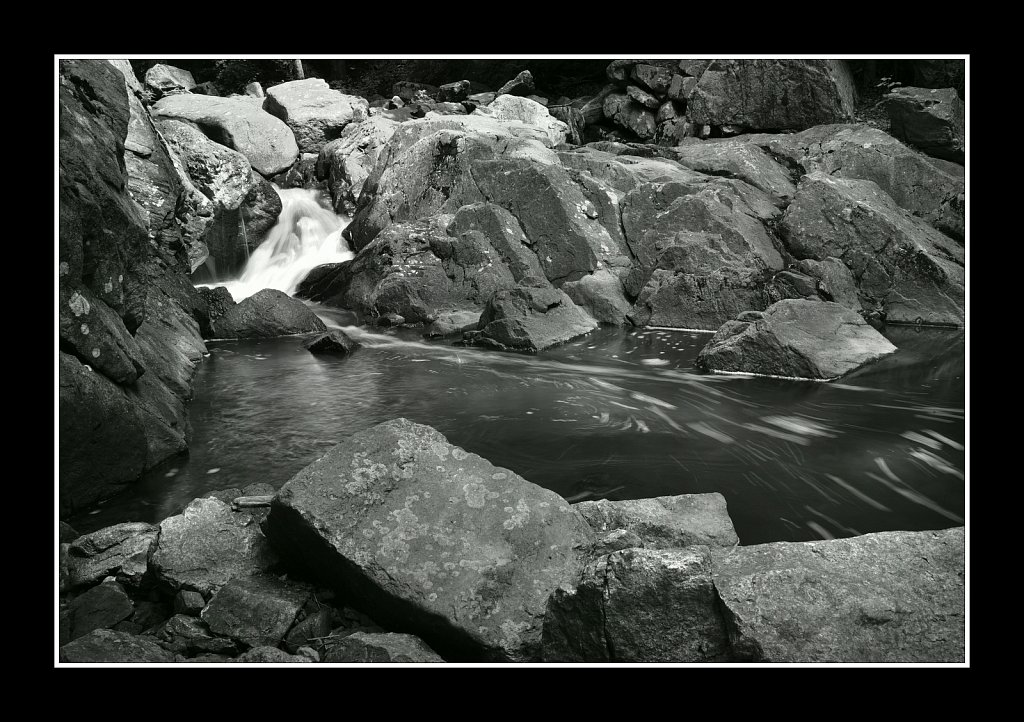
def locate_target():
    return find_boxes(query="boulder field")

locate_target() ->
[59,419,965,664]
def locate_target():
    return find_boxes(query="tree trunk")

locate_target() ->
[293,59,305,80]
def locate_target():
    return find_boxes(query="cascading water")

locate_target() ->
[208,187,353,301]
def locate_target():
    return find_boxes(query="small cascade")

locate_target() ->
[240,213,251,266]
[206,187,353,301]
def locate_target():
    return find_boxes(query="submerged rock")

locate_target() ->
[712,527,965,662]
[475,284,599,352]
[574,493,739,549]
[885,86,965,164]
[152,93,299,176]
[322,632,445,663]
[266,418,595,662]
[66,522,158,589]
[696,299,898,380]
[264,78,369,154]
[212,288,327,339]
[60,628,174,663]
[303,329,361,356]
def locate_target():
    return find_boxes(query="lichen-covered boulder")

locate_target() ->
[322,632,445,663]
[574,493,739,549]
[265,418,596,662]
[696,299,898,380]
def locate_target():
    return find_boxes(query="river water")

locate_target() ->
[67,187,967,545]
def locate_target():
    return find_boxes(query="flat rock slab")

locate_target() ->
[66,522,158,589]
[543,547,729,662]
[151,497,279,596]
[201,575,311,648]
[574,493,739,549]
[323,632,445,663]
[697,299,897,380]
[152,93,299,176]
[60,628,174,663]
[266,418,595,662]
[712,527,966,662]
[213,288,327,339]
[264,78,368,154]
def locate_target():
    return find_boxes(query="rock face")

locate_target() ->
[201,576,310,648]
[574,493,739,549]
[66,522,158,589]
[672,141,797,206]
[316,116,399,214]
[59,60,207,517]
[151,497,279,596]
[885,86,965,164]
[561,269,632,325]
[475,284,599,352]
[266,418,595,662]
[543,547,729,662]
[686,60,856,131]
[323,632,446,663]
[143,64,196,98]
[712,528,966,662]
[60,628,174,663]
[213,289,327,339]
[780,173,965,326]
[472,94,569,146]
[696,299,898,380]
[152,93,299,176]
[264,78,369,154]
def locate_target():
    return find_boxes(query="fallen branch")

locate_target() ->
[231,495,274,510]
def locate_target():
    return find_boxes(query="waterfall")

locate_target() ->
[206,187,353,301]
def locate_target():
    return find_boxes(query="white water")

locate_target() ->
[205,187,353,301]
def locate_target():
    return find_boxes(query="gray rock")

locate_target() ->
[576,85,616,126]
[561,269,632,325]
[574,493,739,549]
[66,522,158,589]
[264,78,369,154]
[303,329,361,355]
[240,171,283,244]
[244,82,264,98]
[671,140,797,206]
[59,284,146,385]
[392,81,440,102]
[283,606,342,653]
[476,284,599,352]
[424,310,482,338]
[280,152,322,189]
[678,59,711,77]
[667,74,698,102]
[323,632,445,663]
[213,288,327,339]
[496,70,535,97]
[885,86,965,164]
[315,116,399,214]
[446,203,545,283]
[795,258,862,311]
[472,94,569,146]
[196,286,236,339]
[467,92,496,106]
[174,590,207,616]
[606,59,679,84]
[151,497,278,596]
[60,628,174,663]
[626,85,660,110]
[603,92,657,139]
[157,118,254,210]
[152,93,299,176]
[687,60,855,131]
[144,63,196,98]
[696,299,898,380]
[712,527,965,662]
[156,614,235,655]
[438,80,471,102]
[201,575,311,648]
[237,646,313,663]
[265,418,596,662]
[67,581,134,640]
[780,172,965,325]
[543,547,728,662]
[60,521,80,544]
[630,64,673,95]
[592,528,644,556]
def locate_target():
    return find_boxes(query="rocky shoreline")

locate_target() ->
[58,58,967,663]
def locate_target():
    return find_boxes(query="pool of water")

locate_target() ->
[69,308,967,546]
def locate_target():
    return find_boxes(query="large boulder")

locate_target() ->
[66,581,135,641]
[542,547,729,662]
[686,60,856,131]
[322,632,446,663]
[60,628,174,663]
[143,63,196,99]
[712,527,965,662]
[303,329,360,356]
[315,116,399,214]
[200,575,310,648]
[780,172,965,325]
[696,299,898,380]
[885,86,965,164]
[265,418,596,662]
[475,284,599,352]
[66,522,158,589]
[151,497,279,596]
[603,92,657,139]
[744,124,965,240]
[574,493,739,549]
[212,288,327,339]
[152,94,299,176]
[472,94,569,146]
[561,269,632,325]
[264,78,369,154]
[157,119,253,211]
[671,140,797,206]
